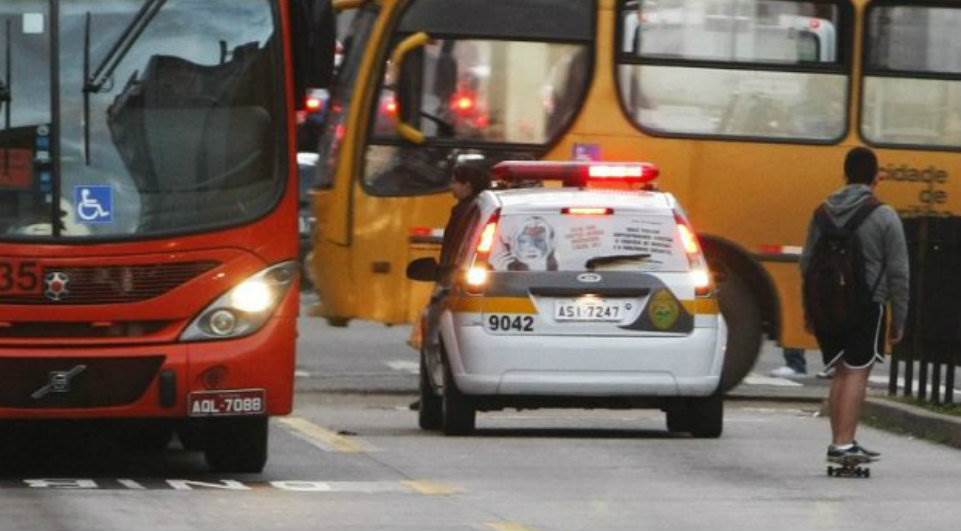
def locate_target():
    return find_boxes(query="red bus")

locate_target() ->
[0,0,333,472]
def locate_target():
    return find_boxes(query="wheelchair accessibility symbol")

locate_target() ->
[74,186,114,224]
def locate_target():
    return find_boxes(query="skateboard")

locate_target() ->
[826,456,871,478]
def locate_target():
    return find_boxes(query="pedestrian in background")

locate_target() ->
[801,146,909,464]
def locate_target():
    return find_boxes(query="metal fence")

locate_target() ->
[889,216,961,405]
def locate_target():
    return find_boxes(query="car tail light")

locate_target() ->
[675,213,713,297]
[465,212,500,293]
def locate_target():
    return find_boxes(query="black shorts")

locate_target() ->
[816,303,887,370]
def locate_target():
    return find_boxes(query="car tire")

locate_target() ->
[717,269,763,392]
[204,417,269,473]
[687,395,724,439]
[441,358,475,436]
[665,401,690,433]
[419,352,443,431]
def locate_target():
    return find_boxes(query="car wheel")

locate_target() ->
[717,269,763,392]
[687,395,724,439]
[419,352,443,431]
[665,401,690,433]
[204,417,269,473]
[441,358,475,436]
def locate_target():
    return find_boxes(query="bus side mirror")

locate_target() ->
[407,257,440,282]
[291,0,336,109]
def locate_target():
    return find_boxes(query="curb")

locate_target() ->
[862,397,961,449]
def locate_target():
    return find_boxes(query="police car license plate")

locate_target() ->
[554,298,627,321]
[188,389,266,417]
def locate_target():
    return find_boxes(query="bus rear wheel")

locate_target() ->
[204,417,268,473]
[717,269,763,392]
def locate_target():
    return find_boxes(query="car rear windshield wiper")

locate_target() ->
[82,0,168,163]
[584,253,651,270]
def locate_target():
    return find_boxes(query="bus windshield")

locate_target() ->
[0,0,284,240]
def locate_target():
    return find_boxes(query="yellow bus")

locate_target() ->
[308,0,961,389]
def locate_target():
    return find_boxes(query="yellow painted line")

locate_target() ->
[277,417,371,453]
[450,297,537,315]
[403,480,462,496]
[486,523,536,531]
[682,298,720,315]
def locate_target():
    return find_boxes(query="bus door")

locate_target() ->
[330,0,596,324]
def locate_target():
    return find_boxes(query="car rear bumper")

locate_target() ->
[446,321,726,397]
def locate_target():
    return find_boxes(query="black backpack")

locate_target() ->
[802,198,884,336]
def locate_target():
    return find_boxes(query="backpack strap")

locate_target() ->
[843,197,883,232]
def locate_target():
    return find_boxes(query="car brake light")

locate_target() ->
[563,207,614,216]
[675,214,713,297]
[477,221,498,254]
[465,212,500,293]
[492,161,659,188]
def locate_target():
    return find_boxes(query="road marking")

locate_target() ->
[386,360,419,374]
[403,480,462,496]
[742,373,803,387]
[1,479,457,493]
[277,417,375,453]
[294,369,311,378]
[486,523,536,531]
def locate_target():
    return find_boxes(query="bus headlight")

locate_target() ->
[181,261,299,341]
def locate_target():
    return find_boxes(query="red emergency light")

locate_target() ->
[491,161,659,188]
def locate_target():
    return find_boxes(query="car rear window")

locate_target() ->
[488,212,689,272]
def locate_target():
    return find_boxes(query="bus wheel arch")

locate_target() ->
[701,235,781,391]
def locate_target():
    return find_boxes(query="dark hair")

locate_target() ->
[452,160,491,195]
[844,147,878,185]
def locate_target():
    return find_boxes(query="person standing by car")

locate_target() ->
[801,147,909,464]
[440,158,491,269]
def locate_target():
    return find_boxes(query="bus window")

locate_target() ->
[364,39,590,197]
[616,0,848,142]
[314,4,379,189]
[862,4,961,149]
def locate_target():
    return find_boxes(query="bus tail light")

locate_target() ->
[181,262,299,342]
[675,214,714,298]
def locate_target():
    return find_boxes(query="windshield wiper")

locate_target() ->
[584,253,651,270]
[82,0,168,164]
[1,18,11,131]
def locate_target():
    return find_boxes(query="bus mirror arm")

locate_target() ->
[390,32,431,144]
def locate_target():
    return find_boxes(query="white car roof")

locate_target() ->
[488,187,677,213]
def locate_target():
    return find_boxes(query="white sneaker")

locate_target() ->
[769,366,806,378]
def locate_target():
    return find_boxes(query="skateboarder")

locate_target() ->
[801,147,910,466]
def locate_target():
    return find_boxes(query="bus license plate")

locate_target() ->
[188,389,266,417]
[554,298,627,322]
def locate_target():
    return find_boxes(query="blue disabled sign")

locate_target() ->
[74,185,114,224]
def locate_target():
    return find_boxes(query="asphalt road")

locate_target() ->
[3,396,961,531]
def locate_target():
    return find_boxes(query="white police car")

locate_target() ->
[407,161,727,437]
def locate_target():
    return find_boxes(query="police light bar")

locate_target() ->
[491,161,659,187]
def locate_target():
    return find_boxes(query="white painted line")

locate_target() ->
[742,373,804,387]
[294,370,311,378]
[277,417,377,453]
[385,360,419,374]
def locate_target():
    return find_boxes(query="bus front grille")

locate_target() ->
[0,261,219,305]
[0,356,165,409]
[0,321,173,339]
